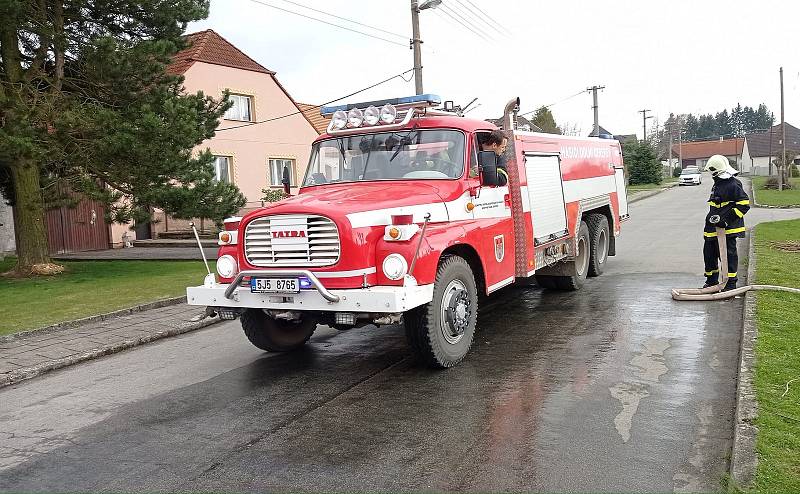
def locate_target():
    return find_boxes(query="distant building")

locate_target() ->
[587,125,637,146]
[670,137,744,170]
[486,115,542,132]
[740,123,800,176]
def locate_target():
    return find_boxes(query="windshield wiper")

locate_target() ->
[390,130,419,162]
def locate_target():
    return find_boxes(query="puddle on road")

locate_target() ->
[609,336,671,443]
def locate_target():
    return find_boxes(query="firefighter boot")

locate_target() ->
[722,279,738,292]
[702,274,719,289]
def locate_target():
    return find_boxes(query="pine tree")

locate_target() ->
[623,141,662,185]
[684,114,700,140]
[0,1,245,276]
[531,106,562,134]
[716,109,732,137]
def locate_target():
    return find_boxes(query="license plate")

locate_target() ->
[250,277,299,293]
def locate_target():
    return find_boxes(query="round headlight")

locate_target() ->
[331,110,347,130]
[363,106,380,126]
[379,104,397,124]
[347,108,364,128]
[216,254,237,279]
[382,253,408,281]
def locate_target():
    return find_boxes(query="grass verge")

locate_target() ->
[751,176,800,207]
[0,257,212,336]
[752,218,800,492]
[628,177,678,193]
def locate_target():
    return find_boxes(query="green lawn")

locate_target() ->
[0,257,212,335]
[628,177,678,193]
[752,176,800,207]
[752,219,800,492]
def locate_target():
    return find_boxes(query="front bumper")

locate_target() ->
[187,280,434,313]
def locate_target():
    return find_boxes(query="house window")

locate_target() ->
[224,94,253,121]
[269,158,295,186]
[213,156,232,183]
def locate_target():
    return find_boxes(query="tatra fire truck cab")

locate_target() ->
[187,94,629,368]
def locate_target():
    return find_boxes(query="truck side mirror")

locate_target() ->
[478,150,499,186]
[282,165,291,194]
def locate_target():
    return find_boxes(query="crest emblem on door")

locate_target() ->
[494,235,505,262]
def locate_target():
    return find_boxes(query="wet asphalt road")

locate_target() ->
[3,179,800,492]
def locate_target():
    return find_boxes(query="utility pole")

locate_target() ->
[678,128,683,170]
[410,1,423,95]
[779,66,786,191]
[667,113,674,176]
[638,109,653,142]
[586,85,605,136]
[409,0,441,95]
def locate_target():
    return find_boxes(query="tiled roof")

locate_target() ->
[744,123,800,157]
[168,29,274,75]
[297,103,330,134]
[671,137,744,160]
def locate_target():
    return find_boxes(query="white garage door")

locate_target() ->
[524,154,568,244]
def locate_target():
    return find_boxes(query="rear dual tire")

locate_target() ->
[536,220,591,291]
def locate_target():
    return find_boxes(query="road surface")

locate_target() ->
[2,179,799,492]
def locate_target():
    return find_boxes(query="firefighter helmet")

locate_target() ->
[706,154,738,178]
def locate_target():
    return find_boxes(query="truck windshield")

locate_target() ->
[302,129,465,186]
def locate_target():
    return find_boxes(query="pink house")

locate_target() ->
[111,30,319,245]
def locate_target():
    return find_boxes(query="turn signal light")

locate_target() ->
[219,231,232,244]
[388,227,401,239]
[466,202,475,212]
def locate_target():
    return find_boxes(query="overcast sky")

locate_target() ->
[188,0,800,139]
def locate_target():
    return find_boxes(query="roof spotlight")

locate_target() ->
[379,104,397,124]
[331,110,347,130]
[363,106,380,126]
[347,108,364,128]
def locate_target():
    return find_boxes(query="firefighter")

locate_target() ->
[702,155,750,290]
[480,130,509,186]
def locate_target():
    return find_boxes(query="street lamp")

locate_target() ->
[411,0,441,95]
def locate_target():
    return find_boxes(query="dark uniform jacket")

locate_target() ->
[704,177,750,239]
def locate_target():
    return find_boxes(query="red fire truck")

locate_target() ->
[187,94,628,368]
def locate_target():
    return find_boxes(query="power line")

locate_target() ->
[246,0,407,47]
[448,0,499,40]
[274,0,407,39]
[459,0,509,36]
[451,0,506,38]
[519,89,585,116]
[216,67,415,132]
[437,3,491,41]
[440,3,495,41]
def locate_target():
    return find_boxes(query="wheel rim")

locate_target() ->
[439,279,471,345]
[597,228,608,264]
[576,235,589,277]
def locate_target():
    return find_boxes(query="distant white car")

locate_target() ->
[679,166,702,185]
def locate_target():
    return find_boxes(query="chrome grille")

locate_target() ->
[244,214,340,267]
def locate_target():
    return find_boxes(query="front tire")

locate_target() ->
[586,214,610,277]
[240,309,316,352]
[404,256,478,368]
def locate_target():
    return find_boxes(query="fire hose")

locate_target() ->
[671,225,800,301]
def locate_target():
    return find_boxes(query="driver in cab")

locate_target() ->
[479,130,509,186]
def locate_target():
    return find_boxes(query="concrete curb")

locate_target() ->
[730,228,759,488]
[0,296,188,344]
[628,182,679,204]
[0,316,221,389]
